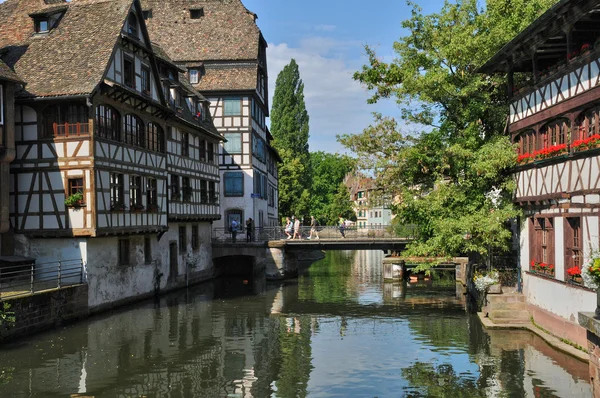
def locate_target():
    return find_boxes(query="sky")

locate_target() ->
[242,0,447,154]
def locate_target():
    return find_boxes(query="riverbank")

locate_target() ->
[478,312,589,363]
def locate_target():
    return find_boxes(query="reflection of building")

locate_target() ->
[478,0,599,347]
[344,173,392,228]
[0,60,22,255]
[143,0,281,229]
[0,0,221,309]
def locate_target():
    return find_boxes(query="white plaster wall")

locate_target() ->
[522,345,591,397]
[215,168,254,230]
[554,217,565,281]
[157,222,213,277]
[523,274,596,321]
[14,236,88,284]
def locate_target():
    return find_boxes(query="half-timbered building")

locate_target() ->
[479,0,600,347]
[0,0,222,310]
[0,60,23,255]
[142,0,281,230]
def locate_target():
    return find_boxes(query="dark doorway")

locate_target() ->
[169,242,178,280]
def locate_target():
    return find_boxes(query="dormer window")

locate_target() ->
[142,9,152,20]
[127,13,138,38]
[189,69,199,84]
[190,8,204,19]
[35,18,49,33]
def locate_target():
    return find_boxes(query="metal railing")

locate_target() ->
[0,259,85,301]
[212,225,418,243]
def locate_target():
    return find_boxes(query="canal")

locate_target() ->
[0,250,592,397]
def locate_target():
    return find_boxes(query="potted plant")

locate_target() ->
[473,269,501,294]
[110,202,127,211]
[130,203,145,212]
[147,203,159,213]
[65,192,84,208]
[567,265,583,284]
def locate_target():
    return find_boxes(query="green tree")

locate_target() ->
[309,151,355,225]
[339,0,557,257]
[270,59,311,218]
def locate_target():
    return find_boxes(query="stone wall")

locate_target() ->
[0,284,88,342]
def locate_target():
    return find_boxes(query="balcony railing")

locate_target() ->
[51,122,90,138]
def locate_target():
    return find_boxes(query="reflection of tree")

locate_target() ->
[299,251,357,303]
[407,316,470,351]
[402,362,484,397]
[274,316,313,398]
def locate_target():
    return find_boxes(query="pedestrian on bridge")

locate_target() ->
[246,218,253,242]
[230,219,239,243]
[293,216,302,240]
[308,216,320,240]
[284,217,292,239]
[338,215,346,238]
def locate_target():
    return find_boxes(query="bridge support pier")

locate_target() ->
[383,258,406,281]
[265,245,298,280]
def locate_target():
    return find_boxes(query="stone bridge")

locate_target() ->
[212,225,416,279]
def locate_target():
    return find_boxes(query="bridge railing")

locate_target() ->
[212,224,417,243]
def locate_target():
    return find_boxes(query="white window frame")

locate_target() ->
[189,69,199,84]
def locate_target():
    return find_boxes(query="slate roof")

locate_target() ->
[0,0,132,98]
[141,0,261,62]
[197,64,258,92]
[0,59,23,83]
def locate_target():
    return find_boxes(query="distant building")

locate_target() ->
[345,173,392,228]
[0,0,222,309]
[143,0,281,229]
[0,60,23,255]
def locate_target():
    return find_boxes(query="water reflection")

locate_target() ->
[0,250,591,397]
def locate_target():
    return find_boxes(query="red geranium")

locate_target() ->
[567,266,582,276]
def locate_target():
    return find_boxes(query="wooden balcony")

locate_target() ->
[510,47,600,126]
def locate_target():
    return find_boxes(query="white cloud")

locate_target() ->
[267,37,398,154]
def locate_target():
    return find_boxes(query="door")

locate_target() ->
[169,242,178,279]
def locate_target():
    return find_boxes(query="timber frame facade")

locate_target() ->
[479,0,600,348]
[0,0,222,309]
[143,0,281,230]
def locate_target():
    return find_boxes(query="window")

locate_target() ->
[191,225,199,251]
[223,98,241,116]
[542,119,569,148]
[96,105,120,141]
[223,133,242,154]
[142,9,152,20]
[182,177,192,202]
[110,173,124,210]
[170,174,180,201]
[179,226,187,253]
[224,172,243,197]
[254,171,267,199]
[200,180,208,203]
[127,13,138,37]
[268,185,275,207]
[181,132,190,157]
[189,69,199,84]
[119,239,130,266]
[190,8,204,19]
[144,236,152,264]
[147,123,164,152]
[129,176,142,209]
[68,178,84,196]
[531,217,554,267]
[123,114,144,147]
[516,130,535,155]
[35,18,49,33]
[43,104,89,137]
[253,134,266,162]
[578,107,600,140]
[199,139,206,161]
[207,142,214,163]
[209,181,217,204]
[141,66,151,94]
[147,178,157,211]
[124,57,135,88]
